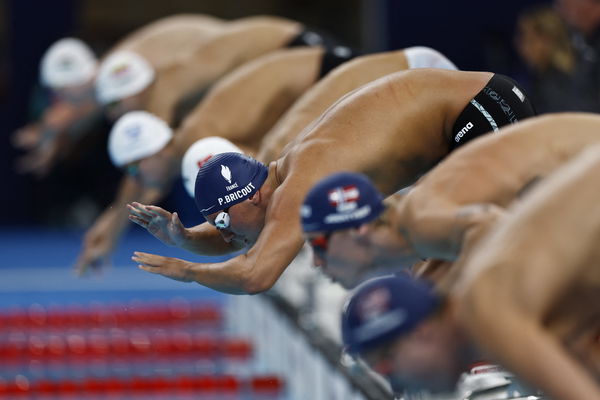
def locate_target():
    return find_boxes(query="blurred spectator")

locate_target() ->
[555,0,600,111]
[515,5,578,113]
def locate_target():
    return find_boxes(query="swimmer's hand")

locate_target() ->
[132,252,193,282]
[12,124,42,150]
[128,202,188,247]
[74,208,124,276]
[14,140,62,178]
[74,223,114,276]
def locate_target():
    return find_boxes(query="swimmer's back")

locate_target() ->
[279,69,493,194]
[111,14,225,68]
[407,112,600,206]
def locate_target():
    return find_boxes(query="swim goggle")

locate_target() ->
[308,232,332,258]
[214,208,231,229]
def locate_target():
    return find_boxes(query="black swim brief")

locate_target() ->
[450,74,536,150]
[286,28,359,78]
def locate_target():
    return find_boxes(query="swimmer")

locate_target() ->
[456,143,600,400]
[342,144,600,397]
[12,14,224,177]
[76,46,455,274]
[302,113,600,287]
[341,273,485,394]
[75,45,356,274]
[127,68,535,294]
[12,38,100,177]
[96,16,351,124]
[300,172,415,288]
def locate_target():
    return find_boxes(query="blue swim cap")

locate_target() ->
[342,274,440,355]
[194,152,268,216]
[301,172,385,233]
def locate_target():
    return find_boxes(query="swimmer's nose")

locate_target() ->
[312,251,326,268]
[218,228,235,243]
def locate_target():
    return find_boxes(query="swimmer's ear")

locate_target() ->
[357,223,371,236]
[249,190,261,206]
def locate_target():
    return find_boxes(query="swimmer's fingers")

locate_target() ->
[12,124,42,150]
[170,212,185,230]
[74,248,110,277]
[128,214,149,228]
[132,251,193,282]
[127,203,154,221]
[142,204,173,220]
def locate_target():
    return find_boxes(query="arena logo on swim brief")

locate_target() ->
[455,122,474,143]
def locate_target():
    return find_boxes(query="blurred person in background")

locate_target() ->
[11,37,101,178]
[95,15,353,125]
[12,14,225,178]
[515,4,578,113]
[555,0,600,111]
[341,274,537,397]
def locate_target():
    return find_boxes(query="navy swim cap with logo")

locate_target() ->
[301,172,385,233]
[342,274,440,355]
[194,152,268,216]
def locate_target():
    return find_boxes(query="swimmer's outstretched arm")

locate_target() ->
[393,195,506,261]
[74,176,166,275]
[128,202,241,256]
[131,174,308,295]
[457,147,600,400]
[13,100,99,177]
[131,226,304,294]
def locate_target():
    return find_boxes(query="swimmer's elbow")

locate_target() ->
[237,264,277,295]
[241,276,275,295]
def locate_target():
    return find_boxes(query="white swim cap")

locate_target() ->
[181,137,243,197]
[40,38,97,89]
[404,46,458,71]
[96,51,155,105]
[108,111,173,167]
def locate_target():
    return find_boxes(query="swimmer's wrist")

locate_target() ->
[179,227,194,249]
[182,261,196,282]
